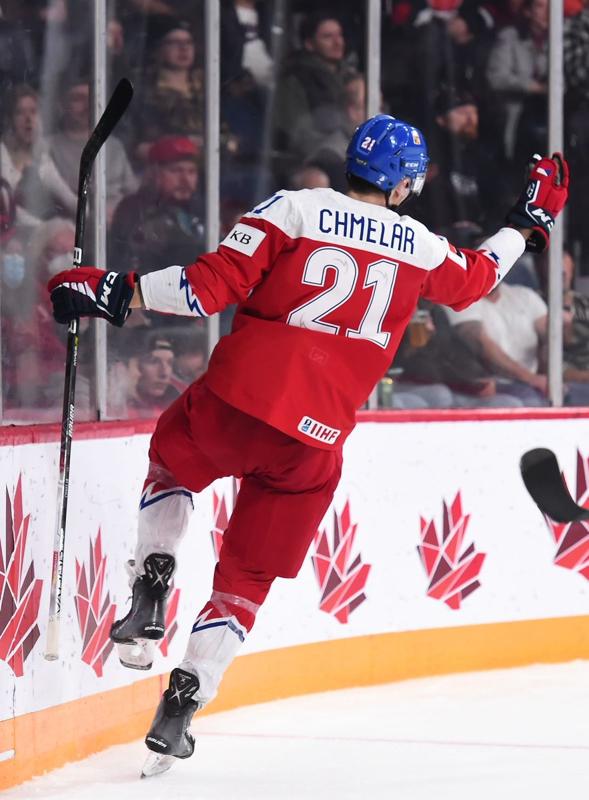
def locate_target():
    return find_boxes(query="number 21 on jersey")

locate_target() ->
[286,246,398,348]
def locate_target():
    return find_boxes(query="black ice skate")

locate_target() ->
[142,668,200,778]
[110,553,175,670]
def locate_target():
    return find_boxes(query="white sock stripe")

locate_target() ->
[191,615,246,643]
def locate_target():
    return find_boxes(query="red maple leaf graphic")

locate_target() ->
[158,587,181,657]
[0,476,43,677]
[75,529,116,677]
[418,492,485,609]
[211,479,239,561]
[545,450,589,580]
[311,500,371,624]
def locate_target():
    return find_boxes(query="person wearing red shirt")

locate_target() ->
[47,114,568,775]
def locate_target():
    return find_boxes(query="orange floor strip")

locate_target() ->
[2,614,588,789]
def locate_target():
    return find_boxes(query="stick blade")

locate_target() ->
[520,447,589,523]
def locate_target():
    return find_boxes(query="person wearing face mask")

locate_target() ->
[2,239,26,290]
[6,217,75,412]
[0,182,28,411]
[0,179,25,293]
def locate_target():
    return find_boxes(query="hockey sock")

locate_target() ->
[179,590,266,704]
[133,461,194,569]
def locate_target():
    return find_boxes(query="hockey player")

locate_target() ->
[47,115,568,774]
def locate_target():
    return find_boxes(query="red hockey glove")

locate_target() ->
[47,267,137,327]
[506,152,569,253]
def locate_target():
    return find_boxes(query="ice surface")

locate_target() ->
[4,661,589,800]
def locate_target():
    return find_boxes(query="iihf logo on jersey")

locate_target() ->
[417,492,485,609]
[311,499,371,624]
[298,416,341,445]
[0,475,43,677]
[544,449,589,580]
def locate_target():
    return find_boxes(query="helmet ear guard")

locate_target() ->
[346,114,429,201]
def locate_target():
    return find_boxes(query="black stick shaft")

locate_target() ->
[45,78,133,661]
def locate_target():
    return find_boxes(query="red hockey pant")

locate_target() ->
[149,380,343,628]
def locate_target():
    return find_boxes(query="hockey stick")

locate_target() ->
[44,78,134,661]
[520,447,589,523]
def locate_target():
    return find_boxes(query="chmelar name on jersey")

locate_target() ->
[318,209,415,254]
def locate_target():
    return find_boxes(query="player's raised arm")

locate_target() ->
[421,152,569,310]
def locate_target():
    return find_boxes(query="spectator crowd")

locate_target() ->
[0,0,587,419]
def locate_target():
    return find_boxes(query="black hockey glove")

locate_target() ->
[48,267,138,327]
[505,152,569,253]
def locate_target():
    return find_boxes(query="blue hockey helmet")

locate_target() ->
[345,114,429,197]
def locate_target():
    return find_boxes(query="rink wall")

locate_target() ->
[2,408,589,788]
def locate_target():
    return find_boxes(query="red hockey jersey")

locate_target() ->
[140,188,525,449]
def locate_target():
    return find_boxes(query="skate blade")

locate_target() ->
[116,639,156,670]
[141,751,176,778]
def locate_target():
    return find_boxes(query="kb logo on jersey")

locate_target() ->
[222,222,266,256]
[298,416,341,444]
[230,229,252,246]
